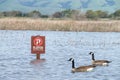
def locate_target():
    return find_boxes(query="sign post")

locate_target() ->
[36,54,40,59]
[31,36,45,59]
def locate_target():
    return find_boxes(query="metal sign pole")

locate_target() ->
[36,54,40,59]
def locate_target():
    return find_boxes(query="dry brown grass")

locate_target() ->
[0,17,120,32]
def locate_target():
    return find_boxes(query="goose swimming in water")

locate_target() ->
[68,58,96,72]
[89,52,111,66]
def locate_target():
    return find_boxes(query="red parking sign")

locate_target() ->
[31,36,45,54]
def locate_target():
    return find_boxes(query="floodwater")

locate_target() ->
[0,30,120,80]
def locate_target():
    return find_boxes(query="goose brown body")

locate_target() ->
[72,65,95,72]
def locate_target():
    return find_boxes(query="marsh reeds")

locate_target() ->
[0,17,120,32]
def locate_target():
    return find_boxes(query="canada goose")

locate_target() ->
[89,52,111,66]
[68,58,96,72]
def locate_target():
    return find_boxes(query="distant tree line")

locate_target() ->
[86,10,120,20]
[53,9,120,20]
[0,9,120,20]
[0,10,48,18]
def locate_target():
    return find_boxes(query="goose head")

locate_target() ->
[68,58,74,61]
[89,52,94,55]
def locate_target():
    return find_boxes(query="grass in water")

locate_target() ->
[0,17,120,32]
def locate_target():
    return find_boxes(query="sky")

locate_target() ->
[0,0,120,14]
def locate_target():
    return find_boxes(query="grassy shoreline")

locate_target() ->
[0,17,120,32]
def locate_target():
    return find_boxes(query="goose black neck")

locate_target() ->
[72,60,75,68]
[92,54,95,60]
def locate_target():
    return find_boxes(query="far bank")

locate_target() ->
[0,17,120,32]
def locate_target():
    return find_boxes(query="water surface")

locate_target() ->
[0,30,120,80]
